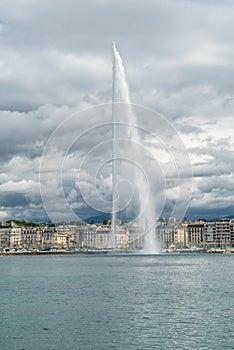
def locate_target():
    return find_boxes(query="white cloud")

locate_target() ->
[0,211,8,220]
[0,179,38,192]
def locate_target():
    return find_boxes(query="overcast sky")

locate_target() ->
[0,0,234,222]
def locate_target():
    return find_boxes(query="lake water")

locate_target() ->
[0,254,234,350]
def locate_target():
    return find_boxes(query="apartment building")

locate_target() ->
[174,224,188,247]
[204,222,216,247]
[156,224,175,248]
[187,221,205,246]
[215,218,231,248]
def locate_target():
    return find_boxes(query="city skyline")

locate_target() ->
[0,0,234,222]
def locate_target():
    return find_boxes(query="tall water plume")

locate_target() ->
[112,42,160,253]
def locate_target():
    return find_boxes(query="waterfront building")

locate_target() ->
[9,226,22,249]
[56,224,80,248]
[42,226,69,249]
[80,224,97,249]
[80,224,129,250]
[187,221,205,246]
[204,222,216,248]
[156,223,175,249]
[0,222,10,248]
[174,224,188,247]
[115,227,129,250]
[215,218,231,248]
[230,219,234,248]
[5,225,70,250]
[126,222,144,250]
[21,227,44,249]
[95,225,113,249]
[1,217,234,252]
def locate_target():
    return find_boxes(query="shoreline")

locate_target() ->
[0,249,233,256]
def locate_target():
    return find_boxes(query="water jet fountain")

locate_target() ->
[111,43,160,254]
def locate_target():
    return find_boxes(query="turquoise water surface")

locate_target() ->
[1,254,234,350]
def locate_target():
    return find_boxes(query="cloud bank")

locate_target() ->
[0,0,234,221]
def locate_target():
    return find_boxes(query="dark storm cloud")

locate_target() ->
[0,192,30,207]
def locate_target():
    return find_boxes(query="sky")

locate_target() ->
[0,0,234,223]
